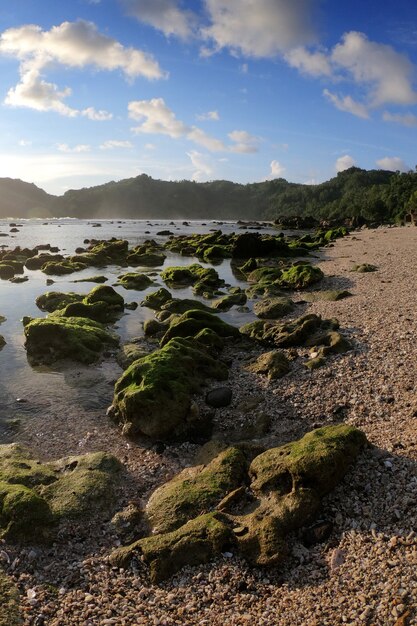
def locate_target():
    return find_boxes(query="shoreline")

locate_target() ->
[1,225,416,625]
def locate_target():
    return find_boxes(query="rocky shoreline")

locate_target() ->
[0,225,416,625]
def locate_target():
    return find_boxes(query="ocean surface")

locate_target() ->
[0,218,279,442]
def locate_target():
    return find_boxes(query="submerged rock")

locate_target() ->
[110,337,228,439]
[110,424,367,582]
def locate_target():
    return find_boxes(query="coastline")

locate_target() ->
[1,225,416,625]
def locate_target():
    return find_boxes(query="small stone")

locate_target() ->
[205,387,232,408]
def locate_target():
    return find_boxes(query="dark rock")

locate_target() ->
[206,387,233,408]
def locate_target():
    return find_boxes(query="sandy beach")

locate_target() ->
[2,225,417,626]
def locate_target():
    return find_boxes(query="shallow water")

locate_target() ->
[0,218,279,444]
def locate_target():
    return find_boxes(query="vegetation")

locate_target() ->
[2,167,417,222]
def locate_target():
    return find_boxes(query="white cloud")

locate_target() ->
[228,129,259,153]
[331,32,417,107]
[187,150,214,181]
[267,160,286,179]
[196,110,219,121]
[202,0,317,58]
[57,143,91,153]
[100,140,133,150]
[187,127,226,151]
[121,0,197,39]
[0,20,166,116]
[285,47,332,77]
[323,89,369,119]
[18,139,32,147]
[376,156,410,172]
[335,154,356,172]
[82,107,113,121]
[382,111,417,127]
[240,63,248,74]
[145,143,156,150]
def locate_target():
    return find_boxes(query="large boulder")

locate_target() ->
[0,444,121,542]
[161,309,240,346]
[24,316,119,364]
[110,337,228,439]
[110,424,367,581]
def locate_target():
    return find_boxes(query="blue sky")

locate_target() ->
[0,0,416,195]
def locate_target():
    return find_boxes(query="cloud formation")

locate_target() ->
[100,140,134,150]
[267,160,286,179]
[376,156,410,172]
[121,0,197,39]
[57,143,91,153]
[187,150,214,181]
[196,110,220,121]
[129,98,258,154]
[323,89,369,119]
[335,154,356,172]
[0,20,166,116]
[382,111,417,127]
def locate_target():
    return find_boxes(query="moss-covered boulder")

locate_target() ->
[127,250,166,267]
[111,512,234,583]
[73,239,129,267]
[73,275,108,283]
[36,291,84,313]
[111,425,366,581]
[0,569,20,626]
[117,272,154,290]
[277,264,324,289]
[160,309,240,346]
[42,260,88,275]
[140,287,172,310]
[253,296,294,319]
[212,290,247,311]
[303,290,352,302]
[0,336,5,350]
[24,316,119,365]
[161,298,212,315]
[161,264,224,297]
[25,253,64,270]
[110,337,228,439]
[0,444,121,542]
[246,350,290,380]
[84,285,124,308]
[116,341,149,369]
[146,447,247,534]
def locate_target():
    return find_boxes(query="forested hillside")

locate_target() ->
[1,167,416,222]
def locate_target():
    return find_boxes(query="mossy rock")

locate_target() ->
[111,337,228,439]
[143,318,167,336]
[161,298,212,315]
[243,314,340,349]
[41,452,122,519]
[0,445,122,542]
[194,328,225,351]
[246,350,290,379]
[0,569,20,626]
[84,285,124,309]
[112,424,367,581]
[161,264,224,296]
[116,341,149,369]
[127,251,166,267]
[36,291,83,313]
[351,263,378,273]
[303,290,352,302]
[110,512,234,583]
[73,275,108,283]
[146,447,248,534]
[0,336,5,350]
[140,287,172,310]
[253,296,294,319]
[24,316,119,365]
[0,264,18,279]
[212,291,247,311]
[277,264,324,289]
[73,239,129,267]
[117,272,154,290]
[25,253,64,270]
[161,309,240,346]
[42,260,87,275]
[56,300,117,324]
[305,330,351,357]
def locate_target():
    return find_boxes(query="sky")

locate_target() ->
[0,1,417,195]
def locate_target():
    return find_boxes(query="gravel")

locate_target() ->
[1,225,417,625]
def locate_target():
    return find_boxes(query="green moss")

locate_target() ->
[247,350,290,379]
[146,447,247,534]
[127,251,166,266]
[0,569,20,626]
[110,512,234,583]
[42,260,87,275]
[277,264,324,289]
[194,328,225,351]
[41,452,122,519]
[73,239,129,267]
[161,309,240,346]
[253,296,294,319]
[0,481,53,541]
[303,290,352,302]
[140,287,172,310]
[161,264,224,296]
[143,318,166,336]
[117,272,154,290]
[36,291,83,313]
[212,291,247,311]
[161,298,212,314]
[0,444,56,487]
[84,285,124,308]
[0,264,17,280]
[111,337,228,439]
[24,316,119,364]
[73,275,108,283]
[0,336,5,350]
